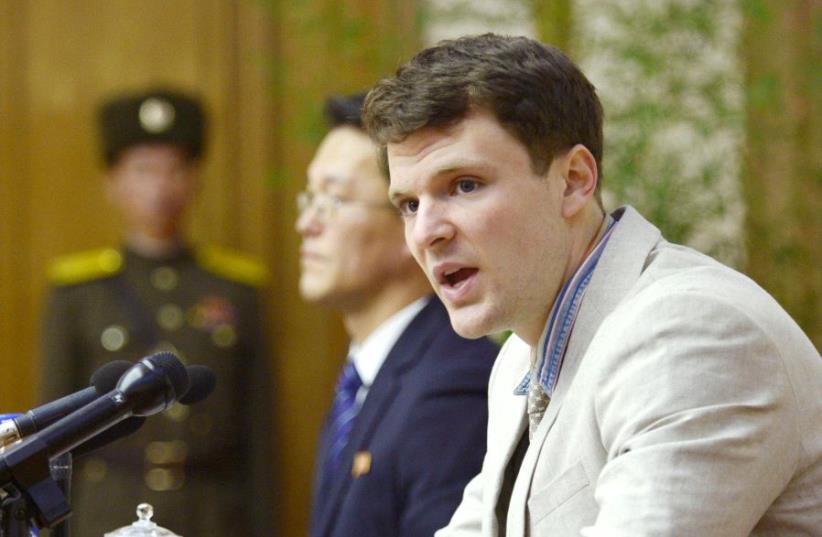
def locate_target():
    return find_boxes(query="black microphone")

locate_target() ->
[0,361,132,450]
[0,352,189,489]
[70,417,146,460]
[71,364,216,459]
[179,364,217,404]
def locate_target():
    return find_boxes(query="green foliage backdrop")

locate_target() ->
[571,0,746,266]
[538,0,818,348]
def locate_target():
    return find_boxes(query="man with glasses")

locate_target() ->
[296,93,498,537]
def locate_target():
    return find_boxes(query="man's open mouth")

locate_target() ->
[443,267,478,287]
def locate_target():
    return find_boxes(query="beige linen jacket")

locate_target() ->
[437,206,822,537]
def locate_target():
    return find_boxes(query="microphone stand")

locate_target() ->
[49,454,72,537]
[0,484,32,537]
[0,436,72,533]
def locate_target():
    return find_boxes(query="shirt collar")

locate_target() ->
[514,213,618,396]
[348,295,430,387]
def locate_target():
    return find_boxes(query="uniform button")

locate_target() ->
[151,266,179,291]
[145,440,188,464]
[211,324,237,348]
[100,325,128,352]
[145,468,185,491]
[157,304,184,331]
[82,457,108,482]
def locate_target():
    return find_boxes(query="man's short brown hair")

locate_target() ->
[363,34,604,186]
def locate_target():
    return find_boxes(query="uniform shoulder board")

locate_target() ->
[47,248,124,286]
[196,244,269,287]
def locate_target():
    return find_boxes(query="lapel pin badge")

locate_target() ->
[351,451,372,478]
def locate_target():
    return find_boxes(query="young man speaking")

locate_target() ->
[363,34,822,537]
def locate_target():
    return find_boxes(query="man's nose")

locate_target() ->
[295,203,322,235]
[148,167,180,187]
[409,199,455,251]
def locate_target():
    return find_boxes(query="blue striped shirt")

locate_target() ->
[515,214,617,396]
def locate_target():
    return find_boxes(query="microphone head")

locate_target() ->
[116,352,190,416]
[180,365,217,405]
[145,351,190,398]
[89,360,133,393]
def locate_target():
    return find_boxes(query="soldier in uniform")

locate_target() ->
[40,88,274,537]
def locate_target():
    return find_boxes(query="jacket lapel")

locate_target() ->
[481,336,530,535]
[506,206,663,535]
[313,297,445,537]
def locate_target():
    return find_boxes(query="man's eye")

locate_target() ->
[456,179,478,194]
[399,199,419,215]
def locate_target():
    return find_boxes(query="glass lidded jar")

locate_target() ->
[103,503,182,537]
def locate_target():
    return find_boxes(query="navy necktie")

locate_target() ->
[323,360,363,485]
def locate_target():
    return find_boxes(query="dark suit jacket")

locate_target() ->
[310,296,499,537]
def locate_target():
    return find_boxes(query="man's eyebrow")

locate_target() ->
[319,175,346,187]
[435,160,490,175]
[307,174,347,191]
[388,161,494,203]
[388,188,407,205]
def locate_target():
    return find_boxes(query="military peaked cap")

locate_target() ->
[98,88,206,165]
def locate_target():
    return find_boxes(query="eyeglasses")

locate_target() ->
[296,190,394,219]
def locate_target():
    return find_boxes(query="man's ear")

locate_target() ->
[560,144,598,219]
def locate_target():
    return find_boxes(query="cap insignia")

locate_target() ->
[139,97,175,133]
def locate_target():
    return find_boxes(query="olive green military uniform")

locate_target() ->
[40,244,273,537]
